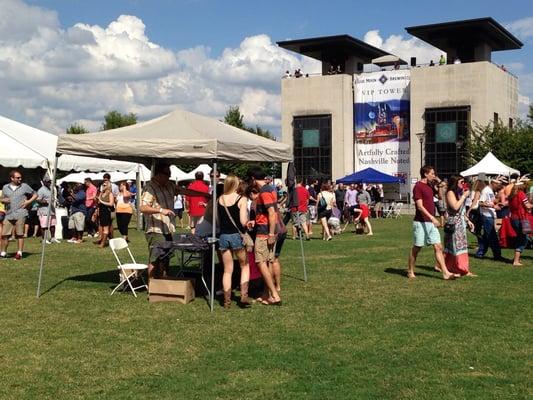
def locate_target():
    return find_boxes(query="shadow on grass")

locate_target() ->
[39,269,118,296]
[281,272,307,282]
[384,266,440,279]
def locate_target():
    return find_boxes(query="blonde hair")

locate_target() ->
[223,175,240,194]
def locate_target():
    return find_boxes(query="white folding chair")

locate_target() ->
[109,238,148,297]
[384,202,396,218]
[391,202,403,218]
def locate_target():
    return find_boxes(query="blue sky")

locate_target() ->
[3,0,532,134]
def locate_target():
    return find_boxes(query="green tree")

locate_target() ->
[467,121,533,175]
[101,110,137,130]
[223,106,246,130]
[221,106,281,178]
[66,123,88,134]
[528,104,533,123]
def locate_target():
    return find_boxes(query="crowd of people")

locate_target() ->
[1,163,530,305]
[408,166,532,280]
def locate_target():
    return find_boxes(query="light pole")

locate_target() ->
[416,132,425,168]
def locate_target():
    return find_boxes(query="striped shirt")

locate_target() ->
[141,180,177,235]
[255,184,278,238]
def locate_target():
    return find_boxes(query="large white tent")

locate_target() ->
[460,151,520,177]
[41,107,293,311]
[0,115,140,172]
[56,108,292,163]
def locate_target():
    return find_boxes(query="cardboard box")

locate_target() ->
[148,277,195,304]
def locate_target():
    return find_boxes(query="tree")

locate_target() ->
[224,106,246,130]
[220,106,281,178]
[528,104,533,123]
[101,110,137,130]
[467,121,533,175]
[66,123,88,134]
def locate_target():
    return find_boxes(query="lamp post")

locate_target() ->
[415,132,425,168]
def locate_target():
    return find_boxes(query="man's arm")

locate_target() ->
[415,199,439,226]
[267,206,277,244]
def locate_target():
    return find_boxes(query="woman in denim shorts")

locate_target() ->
[217,176,251,308]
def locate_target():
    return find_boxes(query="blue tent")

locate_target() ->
[336,167,405,184]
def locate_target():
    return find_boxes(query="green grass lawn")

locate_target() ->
[0,218,531,399]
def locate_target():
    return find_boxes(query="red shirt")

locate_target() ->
[509,190,528,220]
[291,186,309,213]
[413,181,435,223]
[255,184,278,238]
[85,184,97,208]
[186,180,209,217]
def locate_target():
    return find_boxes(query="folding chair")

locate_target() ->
[109,238,148,297]
[384,202,396,218]
[391,202,403,218]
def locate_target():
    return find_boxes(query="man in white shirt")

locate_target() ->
[475,178,502,260]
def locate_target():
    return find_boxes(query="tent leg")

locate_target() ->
[37,155,58,298]
[297,213,307,282]
[136,165,142,231]
[210,160,218,312]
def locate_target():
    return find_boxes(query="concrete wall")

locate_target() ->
[281,74,354,181]
[409,61,518,181]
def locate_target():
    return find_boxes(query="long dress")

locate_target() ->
[444,201,471,275]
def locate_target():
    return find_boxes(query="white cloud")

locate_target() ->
[363,30,443,64]
[0,0,320,136]
[506,16,533,40]
[0,0,530,139]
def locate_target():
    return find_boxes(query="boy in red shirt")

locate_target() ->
[186,171,209,234]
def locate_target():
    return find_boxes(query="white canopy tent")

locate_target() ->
[170,165,187,181]
[40,108,293,311]
[460,151,520,177]
[57,165,152,185]
[0,114,141,173]
[180,164,227,182]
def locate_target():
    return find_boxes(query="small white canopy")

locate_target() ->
[0,114,140,172]
[460,151,520,177]
[57,165,152,185]
[170,165,187,181]
[180,164,227,182]
[57,108,292,163]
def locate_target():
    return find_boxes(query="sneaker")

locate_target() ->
[0,253,7,259]
[44,240,52,244]
[67,238,77,243]
[50,238,61,243]
[14,252,22,260]
[87,233,93,238]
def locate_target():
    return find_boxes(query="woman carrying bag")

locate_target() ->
[316,183,335,241]
[217,175,252,309]
[443,176,476,276]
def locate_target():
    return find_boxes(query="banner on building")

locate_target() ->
[354,70,410,180]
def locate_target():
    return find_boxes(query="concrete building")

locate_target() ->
[278,17,522,194]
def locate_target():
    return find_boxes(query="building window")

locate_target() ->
[293,115,332,180]
[424,106,470,178]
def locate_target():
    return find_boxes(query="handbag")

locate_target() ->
[221,196,254,251]
[443,221,455,234]
[520,216,532,234]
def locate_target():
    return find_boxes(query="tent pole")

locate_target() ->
[210,160,218,312]
[37,154,58,298]
[297,212,308,282]
[136,164,142,231]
